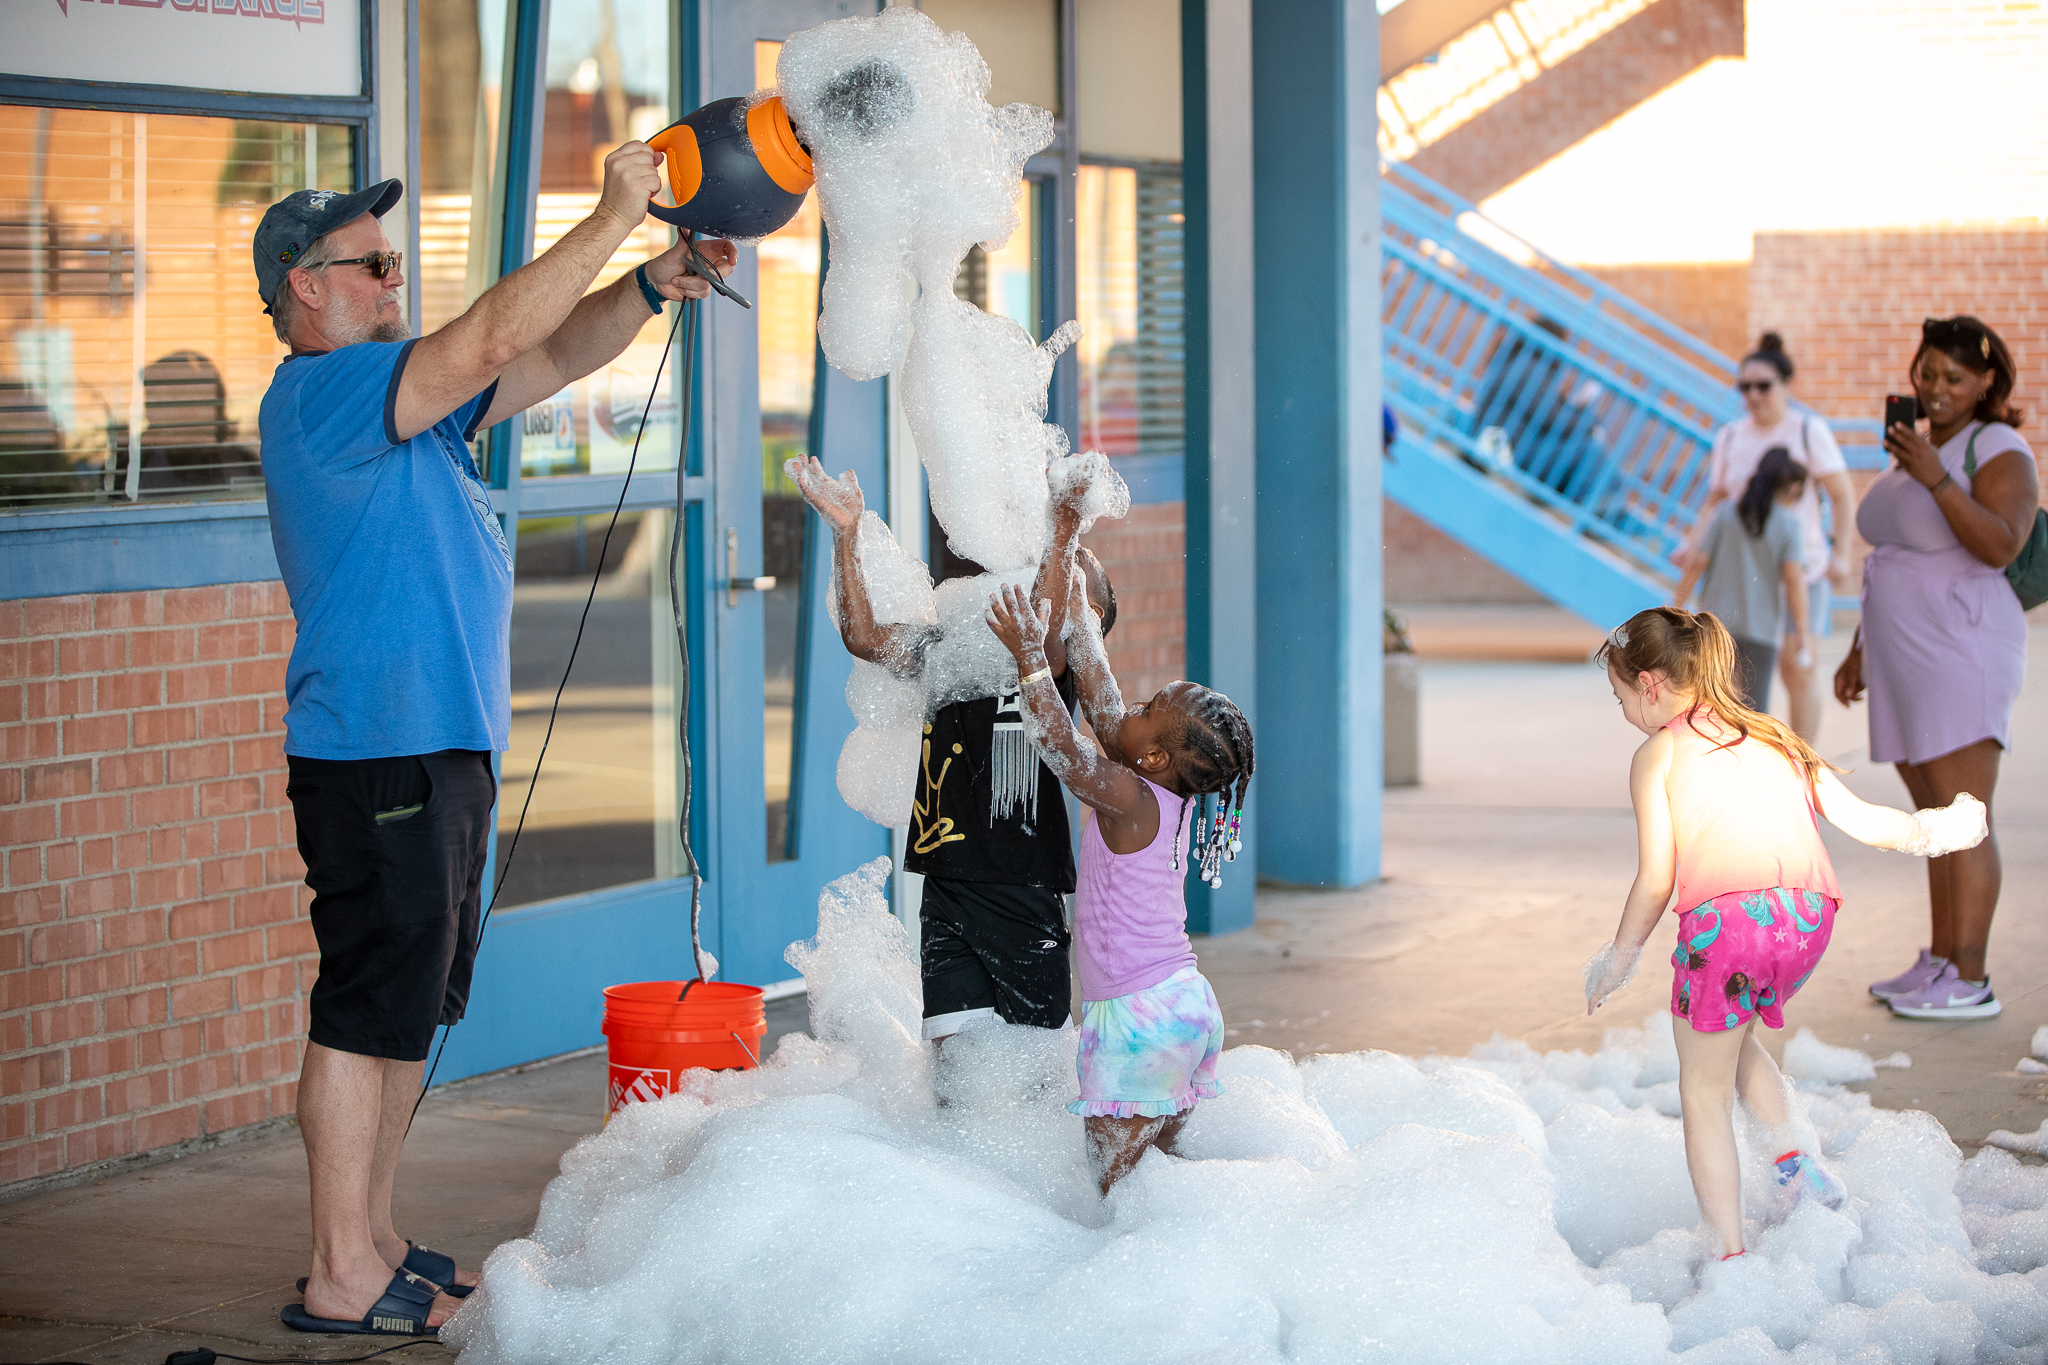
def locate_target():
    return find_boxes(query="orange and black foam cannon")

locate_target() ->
[646,94,814,240]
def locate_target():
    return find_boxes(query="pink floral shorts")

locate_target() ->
[1670,887,1837,1033]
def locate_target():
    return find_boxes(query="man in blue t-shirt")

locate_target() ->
[252,150,733,1338]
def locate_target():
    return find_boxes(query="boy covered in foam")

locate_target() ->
[791,456,1116,1049]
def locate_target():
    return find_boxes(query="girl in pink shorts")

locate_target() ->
[985,580,1252,1195]
[1583,607,1986,1259]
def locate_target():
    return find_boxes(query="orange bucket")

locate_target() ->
[601,980,767,1115]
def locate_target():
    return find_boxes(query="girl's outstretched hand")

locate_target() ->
[985,581,1051,663]
[1897,792,1989,857]
[1583,940,1643,1015]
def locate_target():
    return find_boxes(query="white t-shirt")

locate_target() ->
[1708,411,1847,583]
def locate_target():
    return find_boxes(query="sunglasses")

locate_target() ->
[304,251,404,281]
[1736,379,1776,394]
[1921,316,1992,360]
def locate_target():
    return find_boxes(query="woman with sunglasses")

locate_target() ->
[1679,334,1854,741]
[1837,316,2037,1020]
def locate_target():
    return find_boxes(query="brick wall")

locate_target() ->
[1384,504,1546,605]
[1750,226,2048,427]
[1084,501,1187,704]
[1582,262,1752,362]
[1,582,309,1188]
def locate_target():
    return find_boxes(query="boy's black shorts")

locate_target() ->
[286,750,495,1062]
[918,875,1071,1040]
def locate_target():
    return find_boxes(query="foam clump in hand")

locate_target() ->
[1581,939,1641,1011]
[1048,450,1130,535]
[1782,1026,1877,1084]
[1897,792,1988,857]
[445,903,2048,1365]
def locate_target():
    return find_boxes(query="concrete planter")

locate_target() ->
[1385,652,1419,787]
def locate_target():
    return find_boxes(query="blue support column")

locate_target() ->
[1251,1,1382,887]
[1182,0,1258,934]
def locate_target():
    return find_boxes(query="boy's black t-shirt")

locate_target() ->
[904,670,1078,893]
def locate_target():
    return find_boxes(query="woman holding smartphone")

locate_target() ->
[1684,334,1855,738]
[1837,315,2038,1020]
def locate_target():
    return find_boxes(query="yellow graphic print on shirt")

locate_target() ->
[912,723,967,855]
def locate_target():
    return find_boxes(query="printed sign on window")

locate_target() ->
[10,0,365,99]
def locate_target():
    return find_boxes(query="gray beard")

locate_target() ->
[328,289,412,346]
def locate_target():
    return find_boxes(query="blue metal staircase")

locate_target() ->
[1379,160,1880,628]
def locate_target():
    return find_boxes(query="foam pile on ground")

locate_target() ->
[446,862,2048,1365]
[1784,1027,1879,1084]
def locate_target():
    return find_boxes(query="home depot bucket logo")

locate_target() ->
[607,1064,673,1114]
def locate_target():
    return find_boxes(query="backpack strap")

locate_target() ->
[1963,423,1982,478]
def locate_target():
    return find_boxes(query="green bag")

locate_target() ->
[1962,425,2048,611]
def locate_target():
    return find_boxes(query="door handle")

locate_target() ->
[725,526,777,607]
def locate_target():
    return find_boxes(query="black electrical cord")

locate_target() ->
[407,289,696,1130]
[164,1343,436,1365]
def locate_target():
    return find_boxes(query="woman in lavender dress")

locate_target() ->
[1835,316,2039,1020]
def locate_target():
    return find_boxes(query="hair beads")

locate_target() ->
[1166,685,1255,890]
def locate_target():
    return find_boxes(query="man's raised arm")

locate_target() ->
[393,142,732,442]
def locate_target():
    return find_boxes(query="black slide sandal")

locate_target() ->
[402,1241,475,1298]
[281,1267,439,1335]
[296,1241,474,1299]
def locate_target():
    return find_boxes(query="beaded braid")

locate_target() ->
[1170,688,1255,888]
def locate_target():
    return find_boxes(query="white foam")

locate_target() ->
[779,8,1087,576]
[2033,1025,2048,1061]
[1783,1027,1878,1085]
[779,12,1124,825]
[447,861,2048,1365]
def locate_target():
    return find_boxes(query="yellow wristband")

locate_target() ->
[1019,666,1051,688]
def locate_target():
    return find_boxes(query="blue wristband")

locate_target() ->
[634,263,666,316]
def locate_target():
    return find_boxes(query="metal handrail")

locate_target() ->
[1381,161,1887,597]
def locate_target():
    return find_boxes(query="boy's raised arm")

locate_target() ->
[790,457,932,677]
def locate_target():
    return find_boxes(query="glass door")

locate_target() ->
[702,0,891,989]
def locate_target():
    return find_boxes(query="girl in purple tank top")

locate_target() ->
[985,579,1254,1194]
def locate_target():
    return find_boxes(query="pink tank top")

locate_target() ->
[1073,775,1199,1001]
[1665,709,1840,915]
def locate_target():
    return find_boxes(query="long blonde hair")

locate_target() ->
[1598,607,1838,794]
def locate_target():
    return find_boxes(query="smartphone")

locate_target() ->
[1884,393,1921,431]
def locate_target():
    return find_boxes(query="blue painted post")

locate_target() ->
[1251,0,1382,887]
[1182,0,1258,934]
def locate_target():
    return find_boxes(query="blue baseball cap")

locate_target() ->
[253,179,404,311]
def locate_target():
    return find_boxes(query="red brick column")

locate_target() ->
[1083,502,1188,705]
[1,582,312,1187]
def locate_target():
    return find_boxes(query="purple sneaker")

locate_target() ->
[1888,961,2001,1019]
[1869,948,1943,1001]
[1774,1149,1846,1210]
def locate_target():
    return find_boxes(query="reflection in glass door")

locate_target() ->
[495,509,681,906]
[756,39,821,864]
